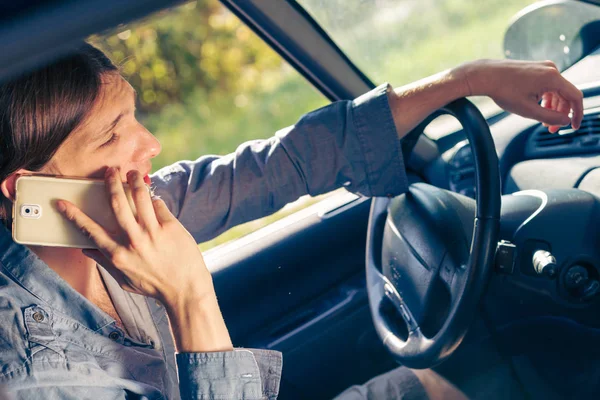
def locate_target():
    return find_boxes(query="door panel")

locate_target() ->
[207,195,398,398]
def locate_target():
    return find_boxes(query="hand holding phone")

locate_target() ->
[56,167,233,353]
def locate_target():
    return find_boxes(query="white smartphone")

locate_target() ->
[13,175,137,249]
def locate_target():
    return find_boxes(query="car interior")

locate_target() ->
[2,0,600,399]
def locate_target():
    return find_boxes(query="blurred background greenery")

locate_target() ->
[90,0,537,251]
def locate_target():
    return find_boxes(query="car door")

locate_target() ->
[206,193,400,399]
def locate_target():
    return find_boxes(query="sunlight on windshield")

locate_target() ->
[297,0,539,138]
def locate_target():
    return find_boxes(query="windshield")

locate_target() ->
[296,0,539,139]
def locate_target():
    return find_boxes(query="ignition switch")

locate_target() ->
[564,265,588,290]
[564,264,600,301]
[532,250,558,279]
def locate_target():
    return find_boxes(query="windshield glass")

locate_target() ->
[296,0,539,139]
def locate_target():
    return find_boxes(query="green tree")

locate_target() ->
[90,0,284,115]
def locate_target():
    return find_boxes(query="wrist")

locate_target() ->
[162,280,220,327]
[165,292,233,353]
[453,59,496,97]
[159,274,215,310]
[387,67,472,138]
[163,289,217,318]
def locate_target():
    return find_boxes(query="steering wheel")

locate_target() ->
[366,98,501,369]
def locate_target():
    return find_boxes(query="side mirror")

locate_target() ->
[504,0,600,71]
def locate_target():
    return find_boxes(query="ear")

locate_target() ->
[1,169,30,202]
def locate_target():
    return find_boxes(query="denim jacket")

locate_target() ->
[0,84,408,399]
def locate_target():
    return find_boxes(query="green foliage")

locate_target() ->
[90,0,285,114]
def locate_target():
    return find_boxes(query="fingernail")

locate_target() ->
[105,167,113,177]
[56,201,66,213]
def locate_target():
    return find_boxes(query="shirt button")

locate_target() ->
[109,331,121,341]
[32,312,45,323]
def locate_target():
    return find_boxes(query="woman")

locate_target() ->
[0,43,581,399]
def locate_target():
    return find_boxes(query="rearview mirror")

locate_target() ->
[504,0,600,71]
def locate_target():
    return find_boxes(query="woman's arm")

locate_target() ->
[151,82,408,243]
[387,59,582,138]
[151,60,582,245]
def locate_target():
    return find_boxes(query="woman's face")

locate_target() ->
[42,73,161,182]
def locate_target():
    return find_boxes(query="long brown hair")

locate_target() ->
[0,43,117,222]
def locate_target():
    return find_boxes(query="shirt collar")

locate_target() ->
[0,224,115,332]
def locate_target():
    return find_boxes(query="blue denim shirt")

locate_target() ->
[0,84,408,399]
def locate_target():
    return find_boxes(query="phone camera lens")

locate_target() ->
[25,208,30,214]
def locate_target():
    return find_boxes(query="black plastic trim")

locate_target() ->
[219,0,375,101]
[0,0,186,84]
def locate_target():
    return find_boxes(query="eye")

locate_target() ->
[100,133,119,148]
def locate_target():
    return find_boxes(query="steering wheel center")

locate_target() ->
[366,98,501,368]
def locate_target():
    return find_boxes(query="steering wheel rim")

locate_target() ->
[366,98,501,369]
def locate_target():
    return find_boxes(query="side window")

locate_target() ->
[90,0,333,251]
[297,0,539,139]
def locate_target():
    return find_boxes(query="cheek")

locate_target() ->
[99,137,141,178]
[59,157,107,179]
[117,136,140,166]
[47,135,141,179]
[39,152,94,177]
[37,161,62,176]
[46,148,128,180]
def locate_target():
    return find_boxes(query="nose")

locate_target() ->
[136,127,162,161]
[146,132,162,159]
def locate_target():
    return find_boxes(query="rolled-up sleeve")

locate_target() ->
[151,83,408,243]
[176,349,282,400]
[350,83,408,196]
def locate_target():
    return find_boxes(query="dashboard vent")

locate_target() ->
[533,110,600,148]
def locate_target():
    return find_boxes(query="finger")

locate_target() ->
[552,77,583,129]
[569,96,584,131]
[551,91,559,111]
[57,200,118,253]
[82,249,137,293]
[105,167,140,237]
[557,95,570,114]
[126,170,159,231]
[151,197,176,225]
[541,93,553,127]
[526,102,571,127]
[541,92,552,109]
[549,96,570,133]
